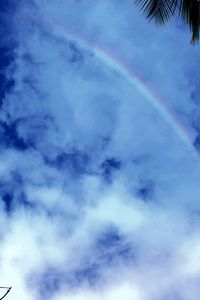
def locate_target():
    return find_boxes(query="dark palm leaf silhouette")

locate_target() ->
[0,287,12,300]
[135,0,200,43]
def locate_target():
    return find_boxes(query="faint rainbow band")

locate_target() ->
[39,18,199,162]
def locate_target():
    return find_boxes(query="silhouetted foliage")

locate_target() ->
[134,0,200,44]
[0,287,12,300]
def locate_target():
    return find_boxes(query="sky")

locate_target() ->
[1,0,200,299]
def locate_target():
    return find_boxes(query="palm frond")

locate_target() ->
[134,0,200,43]
[179,0,200,43]
[135,0,179,24]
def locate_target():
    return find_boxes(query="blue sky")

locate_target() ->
[1,1,200,299]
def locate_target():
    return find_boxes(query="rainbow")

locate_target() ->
[40,18,199,161]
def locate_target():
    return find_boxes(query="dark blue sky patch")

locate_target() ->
[28,265,100,299]
[0,46,15,69]
[0,3,17,45]
[187,209,200,229]
[0,172,37,215]
[132,154,151,165]
[68,41,84,65]
[0,42,16,104]
[94,225,135,265]
[68,264,100,288]
[22,76,40,95]
[2,192,13,215]
[1,191,32,215]
[21,53,45,94]
[0,0,17,105]
[136,180,155,202]
[18,191,36,211]
[159,290,182,300]
[0,75,15,104]
[0,179,14,215]
[13,115,54,150]
[29,263,101,298]
[37,23,85,70]
[46,150,90,176]
[193,134,200,152]
[101,157,121,180]
[96,226,121,248]
[22,53,37,65]
[0,0,17,14]
[29,268,62,299]
[0,121,29,150]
